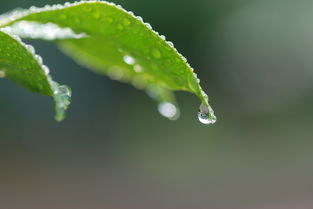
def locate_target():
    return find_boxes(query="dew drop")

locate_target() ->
[26,44,35,54]
[123,55,135,65]
[52,83,72,122]
[167,41,174,47]
[151,48,161,58]
[198,103,216,124]
[42,65,50,74]
[158,102,180,120]
[58,85,72,98]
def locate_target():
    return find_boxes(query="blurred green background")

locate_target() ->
[1,0,313,208]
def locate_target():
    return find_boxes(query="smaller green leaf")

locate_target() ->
[0,29,71,121]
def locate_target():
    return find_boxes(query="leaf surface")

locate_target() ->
[0,29,71,121]
[0,1,216,123]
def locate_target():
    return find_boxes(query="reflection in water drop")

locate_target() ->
[123,55,135,65]
[58,85,72,97]
[158,102,180,120]
[198,103,216,124]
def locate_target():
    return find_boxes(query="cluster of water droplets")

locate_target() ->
[3,21,87,40]
[0,0,216,124]
[0,28,72,121]
[52,82,72,122]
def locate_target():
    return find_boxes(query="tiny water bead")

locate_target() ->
[123,55,135,65]
[158,102,180,120]
[198,103,217,124]
[58,85,72,98]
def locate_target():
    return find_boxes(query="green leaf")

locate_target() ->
[0,29,71,121]
[0,1,216,124]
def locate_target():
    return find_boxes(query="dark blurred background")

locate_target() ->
[1,0,313,208]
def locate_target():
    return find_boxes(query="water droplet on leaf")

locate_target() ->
[52,83,72,122]
[123,55,135,65]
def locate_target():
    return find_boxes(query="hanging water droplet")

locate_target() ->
[158,102,180,120]
[198,103,216,124]
[123,55,135,65]
[52,83,72,122]
[58,85,71,98]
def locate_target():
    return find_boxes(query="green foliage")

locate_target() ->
[0,30,71,121]
[0,1,216,124]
